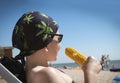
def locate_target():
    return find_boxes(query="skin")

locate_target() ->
[25,31,101,83]
[82,56,101,83]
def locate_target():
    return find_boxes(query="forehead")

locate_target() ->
[56,30,59,34]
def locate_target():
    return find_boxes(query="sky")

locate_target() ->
[0,0,120,63]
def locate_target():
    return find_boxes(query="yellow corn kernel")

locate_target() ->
[65,47,87,66]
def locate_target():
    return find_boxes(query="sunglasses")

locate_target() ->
[48,33,63,43]
[53,34,63,43]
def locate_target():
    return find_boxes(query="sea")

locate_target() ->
[51,60,120,69]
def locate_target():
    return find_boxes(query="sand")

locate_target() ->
[0,70,120,83]
[61,69,120,83]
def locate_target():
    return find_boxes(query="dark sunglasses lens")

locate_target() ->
[58,35,63,43]
[49,33,63,43]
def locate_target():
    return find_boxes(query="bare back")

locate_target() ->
[26,66,73,83]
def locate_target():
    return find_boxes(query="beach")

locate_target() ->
[0,69,120,83]
[62,69,120,83]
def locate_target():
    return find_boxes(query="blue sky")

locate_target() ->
[0,0,120,63]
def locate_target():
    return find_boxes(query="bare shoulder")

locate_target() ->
[27,66,68,83]
[31,66,57,75]
[31,66,57,76]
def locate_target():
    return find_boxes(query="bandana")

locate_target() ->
[12,11,58,59]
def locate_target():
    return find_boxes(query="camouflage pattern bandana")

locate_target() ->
[12,11,58,59]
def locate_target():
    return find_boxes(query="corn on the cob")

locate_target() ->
[65,47,87,66]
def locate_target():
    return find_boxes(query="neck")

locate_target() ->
[25,50,49,71]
